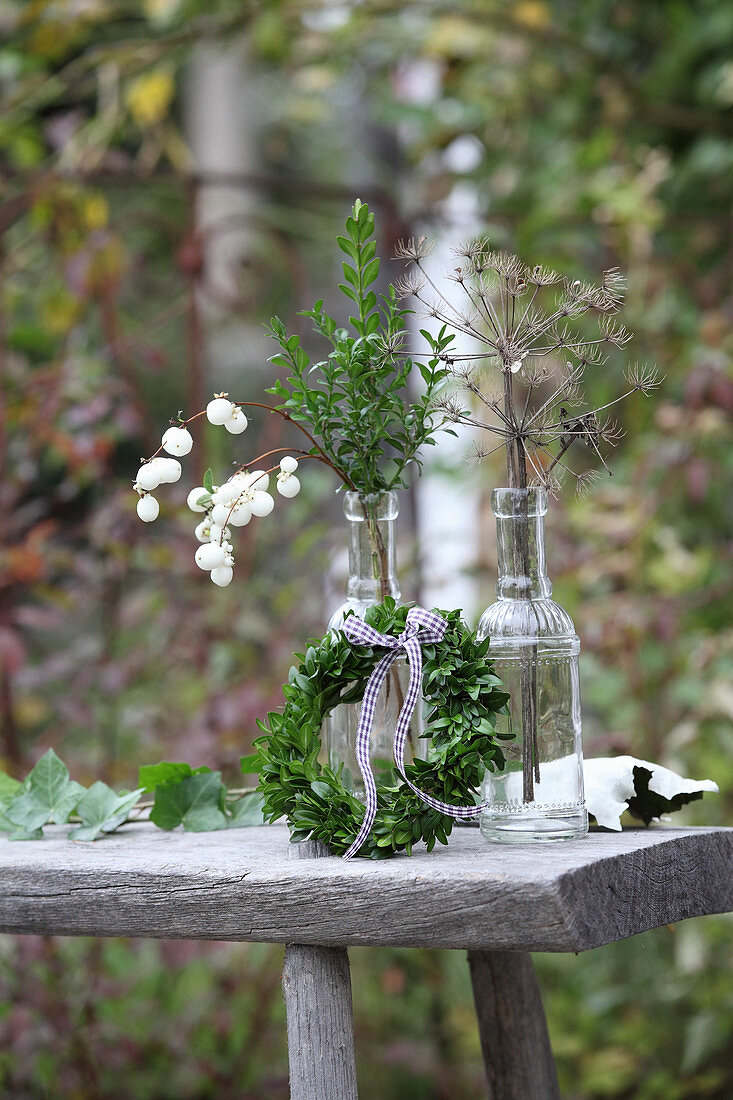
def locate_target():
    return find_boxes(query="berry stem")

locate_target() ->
[229,401,357,489]
[232,446,314,473]
[141,403,357,491]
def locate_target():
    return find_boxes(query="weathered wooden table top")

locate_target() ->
[0,824,731,952]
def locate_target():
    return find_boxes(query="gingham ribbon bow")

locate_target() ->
[341,607,484,860]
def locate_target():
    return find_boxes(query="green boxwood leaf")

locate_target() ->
[239,754,261,775]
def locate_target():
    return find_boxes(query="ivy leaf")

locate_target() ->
[138,761,209,792]
[227,792,265,828]
[150,772,229,832]
[5,749,85,831]
[0,772,20,809]
[6,824,44,841]
[69,783,144,842]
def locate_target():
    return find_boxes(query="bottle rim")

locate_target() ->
[491,486,547,518]
[343,489,399,520]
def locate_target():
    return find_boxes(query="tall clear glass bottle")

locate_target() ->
[478,487,588,842]
[324,491,423,797]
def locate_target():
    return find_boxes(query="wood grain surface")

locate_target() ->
[0,824,730,951]
[468,950,561,1100]
[283,944,358,1100]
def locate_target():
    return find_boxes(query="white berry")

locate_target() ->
[250,490,274,517]
[229,503,252,527]
[195,520,212,542]
[187,486,209,513]
[195,543,227,571]
[156,457,182,484]
[279,455,298,474]
[277,474,301,498]
[137,495,159,522]
[208,523,231,542]
[206,397,234,425]
[225,407,248,434]
[217,481,241,505]
[136,463,160,491]
[161,426,193,456]
[246,469,269,491]
[211,502,231,526]
[210,564,234,588]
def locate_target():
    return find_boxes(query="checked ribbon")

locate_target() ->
[340,607,486,860]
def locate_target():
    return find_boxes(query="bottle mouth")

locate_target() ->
[344,490,399,522]
[491,487,547,519]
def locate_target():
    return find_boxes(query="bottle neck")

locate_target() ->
[493,488,552,601]
[345,491,400,603]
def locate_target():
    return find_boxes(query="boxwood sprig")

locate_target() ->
[266,199,452,494]
[252,600,511,859]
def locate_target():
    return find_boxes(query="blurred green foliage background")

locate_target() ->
[1,1,732,1096]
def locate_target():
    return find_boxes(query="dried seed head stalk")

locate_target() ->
[396,236,662,495]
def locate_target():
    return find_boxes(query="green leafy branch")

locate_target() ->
[266,199,453,495]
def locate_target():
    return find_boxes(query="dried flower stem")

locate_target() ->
[396,238,662,802]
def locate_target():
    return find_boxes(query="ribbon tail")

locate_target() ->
[342,650,397,860]
[394,636,489,822]
[400,774,488,820]
[392,634,423,780]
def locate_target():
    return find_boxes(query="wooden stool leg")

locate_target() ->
[282,943,358,1100]
[467,949,560,1100]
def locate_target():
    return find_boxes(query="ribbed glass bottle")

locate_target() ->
[324,491,423,798]
[477,488,588,842]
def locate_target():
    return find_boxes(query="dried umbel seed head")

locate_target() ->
[394,272,426,299]
[401,240,658,496]
[625,363,663,395]
[392,236,434,262]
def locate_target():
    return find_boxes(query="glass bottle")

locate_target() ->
[324,490,423,797]
[478,487,588,842]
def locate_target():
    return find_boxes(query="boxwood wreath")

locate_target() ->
[253,600,512,859]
